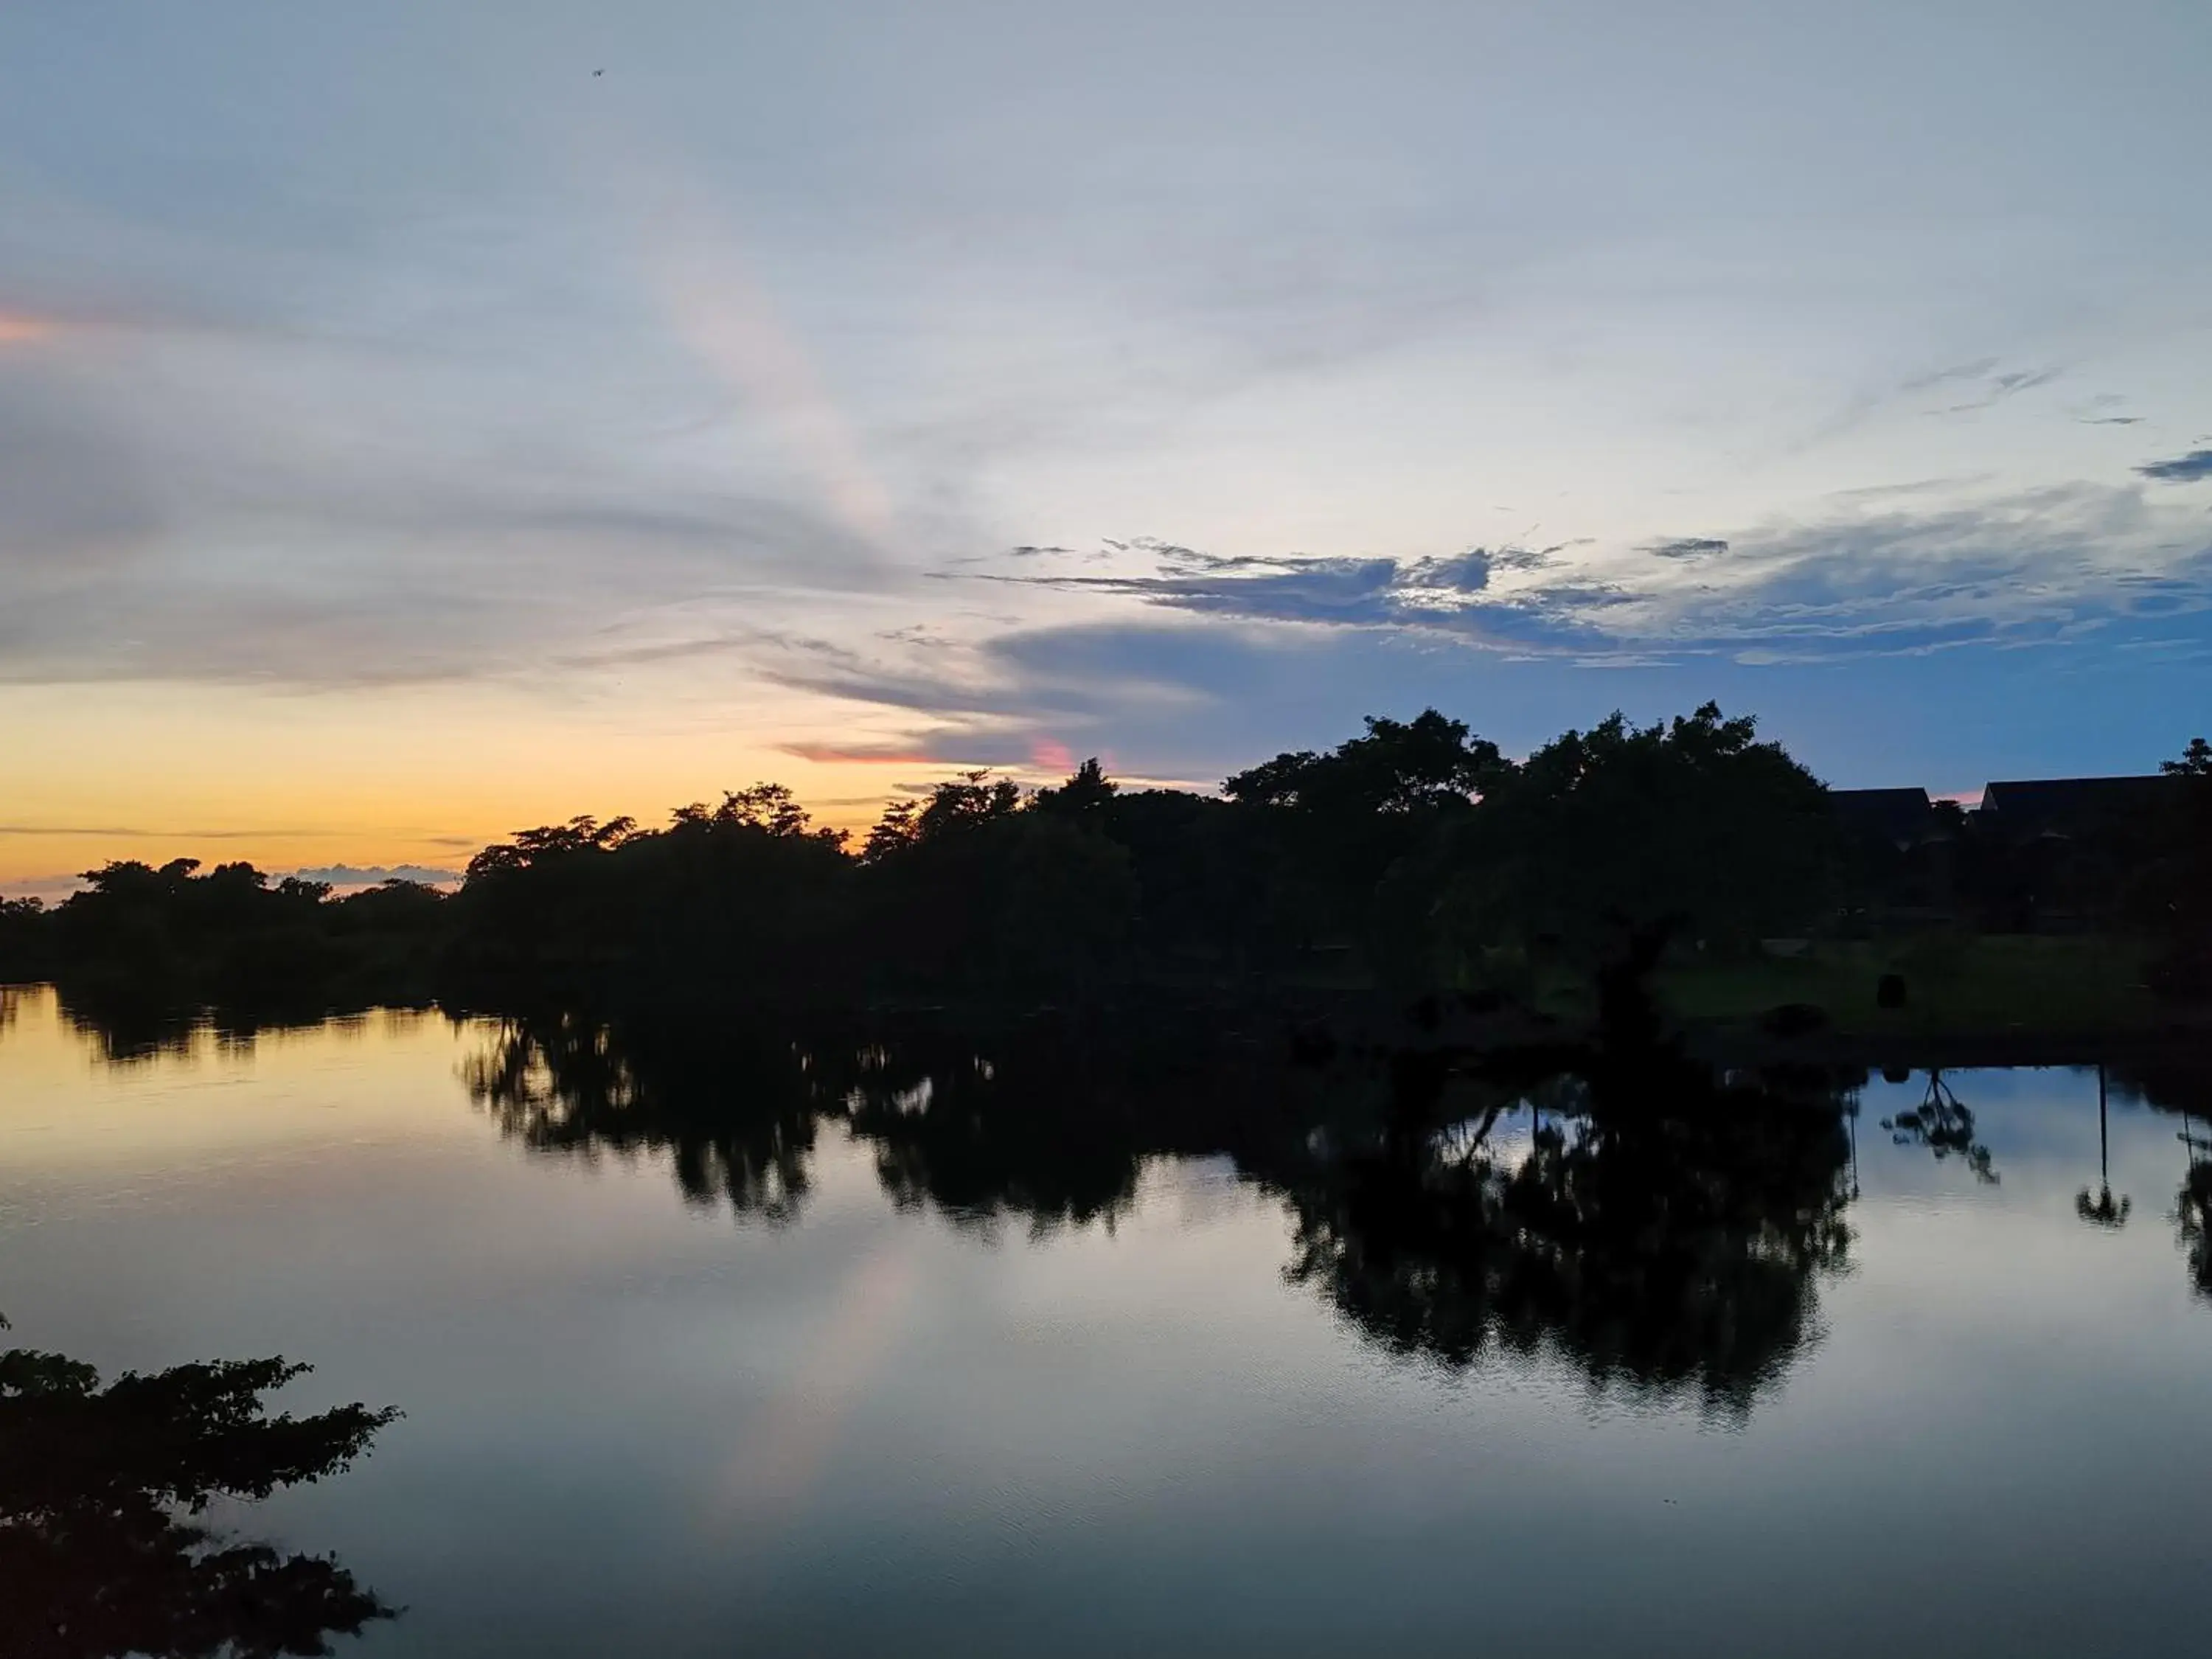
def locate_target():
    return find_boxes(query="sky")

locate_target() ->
[2,1,2209,892]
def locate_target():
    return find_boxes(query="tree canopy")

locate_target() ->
[0,1317,398,1659]
[1440,702,1837,961]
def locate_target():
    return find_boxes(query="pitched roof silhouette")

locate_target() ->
[1830,787,1936,849]
[1977,775,2173,838]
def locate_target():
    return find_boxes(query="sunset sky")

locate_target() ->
[4,2,2209,894]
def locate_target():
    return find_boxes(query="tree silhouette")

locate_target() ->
[0,1316,398,1659]
[852,765,1140,998]
[1439,702,1836,971]
[1224,710,1507,983]
[860,771,1023,863]
[1032,757,1119,816]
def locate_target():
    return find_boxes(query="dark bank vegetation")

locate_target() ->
[4,704,2208,1049]
[0,863,445,1020]
[0,1313,398,1659]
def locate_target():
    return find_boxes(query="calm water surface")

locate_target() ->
[4,986,2210,1657]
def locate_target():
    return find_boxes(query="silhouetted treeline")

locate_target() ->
[5,705,2207,1026]
[0,860,446,1023]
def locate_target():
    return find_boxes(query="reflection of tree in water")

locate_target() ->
[2077,1184,2133,1228]
[463,1011,826,1223]
[2179,1163,2212,1296]
[2174,1117,2212,1298]
[1277,1052,1854,1419]
[839,1031,1159,1237]
[460,1010,1262,1236]
[462,1009,1860,1411]
[33,987,416,1071]
[2076,1065,2130,1230]
[1881,1071,1997,1184]
[44,990,256,1068]
[0,1315,397,1659]
[2107,1058,2212,1298]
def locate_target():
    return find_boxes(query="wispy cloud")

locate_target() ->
[0,180,900,694]
[961,542,1618,652]
[2138,448,2212,484]
[983,484,2212,672]
[2073,393,2143,426]
[1638,484,2212,662]
[574,471,2212,800]
[1909,361,2062,415]
[1794,358,2069,453]
[1902,358,2001,392]
[0,872,86,901]
[0,364,891,691]
[638,181,899,552]
[777,741,942,764]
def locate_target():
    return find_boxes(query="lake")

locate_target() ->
[4,984,2211,1658]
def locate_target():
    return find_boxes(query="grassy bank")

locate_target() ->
[1657,934,2166,1042]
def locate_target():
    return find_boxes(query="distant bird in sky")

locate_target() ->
[593,69,604,77]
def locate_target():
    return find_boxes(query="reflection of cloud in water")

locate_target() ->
[1148,1152,1265,1231]
[706,1239,917,1533]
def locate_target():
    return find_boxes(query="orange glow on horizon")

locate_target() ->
[0,309,59,345]
[0,675,1023,891]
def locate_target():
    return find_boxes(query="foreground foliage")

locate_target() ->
[0,1318,398,1659]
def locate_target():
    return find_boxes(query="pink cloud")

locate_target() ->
[779,741,940,765]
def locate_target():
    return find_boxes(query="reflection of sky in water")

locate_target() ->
[3,987,2209,1658]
